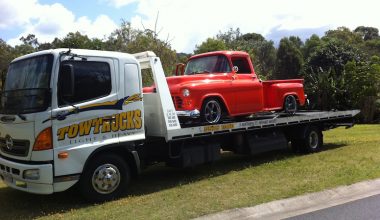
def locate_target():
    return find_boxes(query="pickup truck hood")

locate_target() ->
[166,74,228,93]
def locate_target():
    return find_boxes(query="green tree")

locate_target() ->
[53,32,104,49]
[194,38,227,54]
[344,58,380,122]
[216,28,241,49]
[324,26,363,45]
[354,26,379,41]
[0,39,16,88]
[302,34,323,59]
[274,37,304,79]
[305,40,361,76]
[236,33,276,79]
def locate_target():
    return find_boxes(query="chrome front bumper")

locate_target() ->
[176,109,200,118]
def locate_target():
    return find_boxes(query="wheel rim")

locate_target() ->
[285,96,297,114]
[92,164,121,194]
[309,131,319,149]
[204,100,222,123]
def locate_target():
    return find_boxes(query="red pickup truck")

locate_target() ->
[144,51,306,124]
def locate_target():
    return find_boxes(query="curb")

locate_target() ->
[195,178,380,220]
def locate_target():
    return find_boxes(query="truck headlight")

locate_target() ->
[182,89,190,97]
[23,169,40,180]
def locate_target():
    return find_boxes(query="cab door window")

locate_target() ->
[231,57,251,74]
[58,61,111,106]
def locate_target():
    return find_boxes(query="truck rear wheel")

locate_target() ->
[292,126,323,153]
[79,154,130,202]
[284,95,297,114]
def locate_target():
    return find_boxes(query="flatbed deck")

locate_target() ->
[167,110,360,140]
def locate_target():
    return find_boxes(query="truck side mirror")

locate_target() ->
[175,63,185,76]
[59,64,75,98]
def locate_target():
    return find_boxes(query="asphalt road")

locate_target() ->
[287,194,380,220]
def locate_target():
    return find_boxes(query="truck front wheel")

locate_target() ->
[79,154,130,202]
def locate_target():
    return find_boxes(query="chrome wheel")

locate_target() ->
[92,164,121,194]
[203,100,222,123]
[309,131,319,149]
[284,95,297,114]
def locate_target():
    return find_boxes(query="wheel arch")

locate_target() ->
[282,93,300,105]
[200,94,230,115]
[81,143,140,179]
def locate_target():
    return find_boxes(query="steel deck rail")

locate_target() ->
[167,110,360,140]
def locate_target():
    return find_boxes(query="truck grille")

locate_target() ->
[0,138,30,157]
[172,96,183,108]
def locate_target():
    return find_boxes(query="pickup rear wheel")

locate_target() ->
[79,154,130,202]
[201,98,223,124]
[284,95,297,114]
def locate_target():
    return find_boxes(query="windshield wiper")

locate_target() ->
[189,70,210,75]
[195,70,210,74]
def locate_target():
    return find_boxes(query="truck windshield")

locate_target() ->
[0,54,53,114]
[184,55,231,75]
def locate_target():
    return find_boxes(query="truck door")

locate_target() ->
[52,57,119,177]
[118,63,144,143]
[231,56,264,114]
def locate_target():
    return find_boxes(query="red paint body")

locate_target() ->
[144,51,306,116]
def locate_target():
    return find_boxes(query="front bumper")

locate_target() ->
[176,109,200,118]
[0,156,54,194]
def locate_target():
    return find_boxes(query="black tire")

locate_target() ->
[284,95,298,114]
[294,126,323,153]
[201,98,223,124]
[79,154,130,202]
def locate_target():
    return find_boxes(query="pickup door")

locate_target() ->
[230,56,264,115]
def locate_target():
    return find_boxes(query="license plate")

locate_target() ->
[2,173,13,183]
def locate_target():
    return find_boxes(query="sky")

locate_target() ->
[1,0,379,53]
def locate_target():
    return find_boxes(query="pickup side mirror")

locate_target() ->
[175,63,185,76]
[232,66,239,73]
[59,64,75,98]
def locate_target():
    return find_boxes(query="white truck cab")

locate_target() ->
[0,49,180,200]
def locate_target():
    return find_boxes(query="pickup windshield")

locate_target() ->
[0,54,53,114]
[184,55,231,75]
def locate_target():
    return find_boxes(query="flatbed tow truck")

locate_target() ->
[0,49,359,201]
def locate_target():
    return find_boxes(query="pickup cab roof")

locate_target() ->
[189,50,250,59]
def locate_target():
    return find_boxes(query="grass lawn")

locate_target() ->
[0,124,379,220]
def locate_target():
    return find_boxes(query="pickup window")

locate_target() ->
[184,55,231,75]
[58,61,111,106]
[231,57,251,74]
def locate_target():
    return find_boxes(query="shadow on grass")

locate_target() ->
[128,142,347,197]
[0,142,347,219]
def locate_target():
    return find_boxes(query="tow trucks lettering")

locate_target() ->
[57,109,142,141]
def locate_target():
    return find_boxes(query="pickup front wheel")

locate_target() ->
[79,154,130,202]
[201,98,223,124]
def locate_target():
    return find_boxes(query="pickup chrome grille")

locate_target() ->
[0,137,30,157]
[172,96,183,108]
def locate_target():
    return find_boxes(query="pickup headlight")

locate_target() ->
[182,89,190,97]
